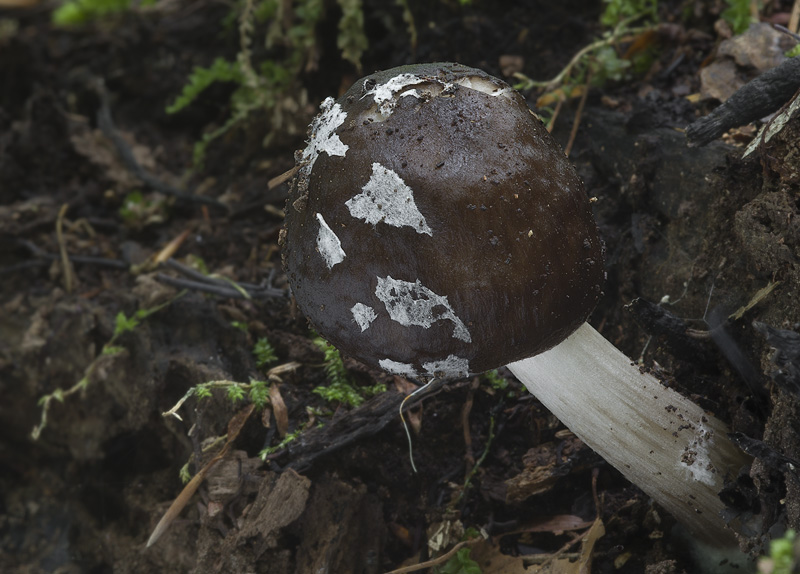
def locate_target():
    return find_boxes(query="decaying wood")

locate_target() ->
[685,57,800,147]
[285,380,446,473]
[237,470,311,553]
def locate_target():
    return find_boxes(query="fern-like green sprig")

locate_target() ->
[32,291,186,439]
[253,337,278,369]
[311,337,385,408]
[166,58,244,115]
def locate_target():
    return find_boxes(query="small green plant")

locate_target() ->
[52,0,156,26]
[253,337,278,368]
[600,0,657,28]
[184,254,209,275]
[165,58,244,115]
[515,1,659,106]
[259,428,303,459]
[32,292,185,439]
[722,0,755,35]
[167,0,370,167]
[758,530,798,574]
[248,378,270,409]
[481,369,508,391]
[336,0,368,73]
[181,378,272,410]
[226,384,247,402]
[179,461,192,484]
[258,406,325,459]
[231,321,249,333]
[434,547,482,574]
[312,337,385,407]
[118,190,168,229]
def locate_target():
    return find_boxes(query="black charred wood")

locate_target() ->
[625,297,711,366]
[685,57,800,147]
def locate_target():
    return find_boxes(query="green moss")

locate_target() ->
[253,337,278,369]
[312,337,385,408]
[721,0,754,35]
[166,0,374,167]
[434,547,482,574]
[600,0,657,28]
[758,530,797,574]
[52,0,156,26]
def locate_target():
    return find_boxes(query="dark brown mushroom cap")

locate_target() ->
[281,62,605,379]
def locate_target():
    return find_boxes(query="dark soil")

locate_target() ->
[2,1,800,573]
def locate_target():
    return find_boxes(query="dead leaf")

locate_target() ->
[237,469,311,545]
[270,383,289,437]
[575,517,605,574]
[729,281,781,321]
[261,404,273,428]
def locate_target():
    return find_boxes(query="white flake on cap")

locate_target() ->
[375,276,471,343]
[367,73,422,115]
[454,76,512,98]
[379,358,419,378]
[301,97,348,175]
[345,163,432,235]
[423,355,470,378]
[361,72,514,123]
[351,302,377,332]
[315,213,345,269]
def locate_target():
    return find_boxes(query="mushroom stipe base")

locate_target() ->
[508,322,752,548]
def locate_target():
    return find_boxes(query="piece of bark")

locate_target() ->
[237,470,311,551]
[293,475,385,574]
[685,57,800,147]
[626,297,711,366]
[285,380,445,473]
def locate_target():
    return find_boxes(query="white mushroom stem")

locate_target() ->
[507,322,750,547]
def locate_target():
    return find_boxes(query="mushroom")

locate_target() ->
[280,62,750,547]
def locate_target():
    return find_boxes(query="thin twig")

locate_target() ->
[93,79,228,212]
[547,97,564,133]
[514,15,652,91]
[460,378,478,472]
[564,71,591,157]
[773,23,800,42]
[791,0,800,34]
[56,204,74,293]
[531,529,588,571]
[155,274,265,299]
[268,165,300,190]
[3,240,128,274]
[456,413,497,506]
[158,258,285,299]
[0,260,50,275]
[383,538,482,574]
